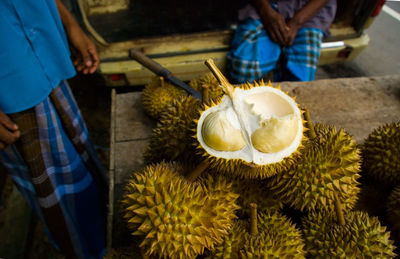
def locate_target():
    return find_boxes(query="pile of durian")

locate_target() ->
[109,60,399,259]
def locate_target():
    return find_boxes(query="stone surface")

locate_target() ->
[278,75,400,143]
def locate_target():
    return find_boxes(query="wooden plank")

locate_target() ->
[107,88,117,250]
[114,91,155,142]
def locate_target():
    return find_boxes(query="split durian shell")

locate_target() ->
[362,122,400,185]
[121,161,239,259]
[195,81,305,179]
[302,210,397,258]
[141,76,186,119]
[209,212,305,258]
[267,123,361,212]
[143,95,201,165]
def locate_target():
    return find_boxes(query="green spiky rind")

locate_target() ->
[207,220,247,259]
[267,123,361,212]
[230,177,283,217]
[241,212,305,258]
[141,77,186,119]
[387,186,400,240]
[189,73,224,101]
[122,161,239,259]
[194,82,305,179]
[362,122,400,184]
[302,210,397,258]
[210,212,305,259]
[143,95,201,164]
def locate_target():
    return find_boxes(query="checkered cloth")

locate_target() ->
[227,18,323,83]
[0,81,107,259]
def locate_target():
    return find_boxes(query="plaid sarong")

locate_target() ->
[0,81,107,259]
[227,18,323,83]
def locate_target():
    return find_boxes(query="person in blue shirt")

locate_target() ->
[0,0,107,258]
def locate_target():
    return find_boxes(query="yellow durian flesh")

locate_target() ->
[202,110,246,152]
[251,116,299,153]
[197,83,303,166]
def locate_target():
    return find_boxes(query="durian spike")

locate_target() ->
[303,107,316,139]
[204,59,235,99]
[202,84,210,106]
[186,160,210,181]
[160,76,165,88]
[334,193,346,226]
[249,203,258,236]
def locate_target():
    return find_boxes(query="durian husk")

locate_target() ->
[230,177,283,218]
[194,80,306,179]
[209,212,305,258]
[387,186,400,246]
[302,210,397,258]
[143,95,201,165]
[141,77,187,119]
[362,122,400,185]
[267,123,361,212]
[121,161,240,259]
[189,72,224,101]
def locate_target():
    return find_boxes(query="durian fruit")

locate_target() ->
[195,60,305,179]
[143,95,201,164]
[122,161,239,259]
[141,76,187,119]
[189,72,224,102]
[302,210,397,258]
[362,122,400,185]
[209,210,305,258]
[267,123,361,212]
[387,186,400,244]
[230,177,283,217]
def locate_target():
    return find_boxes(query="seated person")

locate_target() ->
[227,0,337,83]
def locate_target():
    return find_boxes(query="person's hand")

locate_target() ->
[285,19,301,46]
[68,25,100,74]
[259,7,290,46]
[0,110,20,150]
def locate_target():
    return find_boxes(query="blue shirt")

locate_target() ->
[0,0,76,114]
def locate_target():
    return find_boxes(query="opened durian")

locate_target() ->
[143,95,201,164]
[141,76,186,119]
[362,122,400,185]
[195,60,305,179]
[302,210,397,258]
[122,161,239,258]
[387,186,400,245]
[209,210,305,258]
[267,123,361,212]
